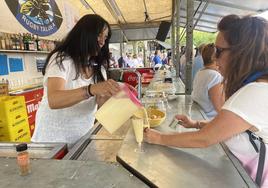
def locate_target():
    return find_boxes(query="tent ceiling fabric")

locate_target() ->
[76,0,172,26]
[70,0,268,42]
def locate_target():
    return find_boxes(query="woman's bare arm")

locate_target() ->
[209,83,225,113]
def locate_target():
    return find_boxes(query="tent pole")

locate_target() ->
[175,0,181,78]
[171,0,176,69]
[185,0,194,95]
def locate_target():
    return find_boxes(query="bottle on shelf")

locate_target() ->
[35,35,40,51]
[15,34,20,50]
[0,33,4,49]
[43,39,48,51]
[18,33,24,50]
[23,33,29,50]
[5,33,11,50]
[11,34,16,50]
[28,34,35,51]
[0,32,57,52]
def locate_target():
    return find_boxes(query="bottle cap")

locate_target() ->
[16,143,28,152]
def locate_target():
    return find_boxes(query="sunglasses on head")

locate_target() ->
[215,46,231,59]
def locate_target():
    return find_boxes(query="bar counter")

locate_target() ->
[0,74,256,187]
[67,94,256,187]
[0,158,148,188]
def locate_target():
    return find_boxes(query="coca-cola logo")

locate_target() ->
[127,75,138,82]
[5,0,62,36]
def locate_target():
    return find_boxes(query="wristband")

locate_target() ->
[87,84,94,96]
[83,86,90,99]
[196,121,201,129]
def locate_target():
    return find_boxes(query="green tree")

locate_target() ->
[166,29,217,47]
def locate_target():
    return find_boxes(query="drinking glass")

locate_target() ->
[145,90,171,110]
[144,97,166,114]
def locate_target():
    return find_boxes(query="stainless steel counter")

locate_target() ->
[66,76,256,187]
[76,123,130,162]
[0,158,148,188]
[116,95,256,188]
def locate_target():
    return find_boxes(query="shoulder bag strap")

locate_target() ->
[246,130,266,186]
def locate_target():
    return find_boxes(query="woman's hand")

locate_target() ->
[143,128,162,145]
[90,79,121,97]
[175,114,197,129]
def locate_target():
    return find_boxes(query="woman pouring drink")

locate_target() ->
[31,14,120,147]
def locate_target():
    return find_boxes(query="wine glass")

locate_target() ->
[132,117,145,153]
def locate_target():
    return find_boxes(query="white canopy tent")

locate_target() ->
[74,0,268,42]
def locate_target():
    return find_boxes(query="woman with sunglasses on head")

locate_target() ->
[144,14,268,187]
[192,43,225,119]
[31,14,120,148]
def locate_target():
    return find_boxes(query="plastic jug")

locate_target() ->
[95,83,142,134]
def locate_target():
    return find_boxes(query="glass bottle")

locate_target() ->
[11,34,16,50]
[16,143,30,176]
[5,33,10,50]
[19,33,24,50]
[0,32,6,49]
[23,33,29,51]
[35,35,40,51]
[28,34,35,51]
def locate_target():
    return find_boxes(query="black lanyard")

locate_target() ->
[246,130,266,186]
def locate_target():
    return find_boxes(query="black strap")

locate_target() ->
[246,130,259,152]
[246,130,266,186]
[256,138,266,186]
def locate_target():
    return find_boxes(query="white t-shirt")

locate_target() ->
[222,82,268,187]
[191,69,223,119]
[31,54,107,146]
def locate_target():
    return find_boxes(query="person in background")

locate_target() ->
[138,53,144,66]
[132,54,144,68]
[31,14,120,147]
[180,46,186,58]
[191,43,224,119]
[145,14,268,187]
[149,52,155,65]
[162,52,168,65]
[166,50,173,66]
[180,47,198,83]
[192,44,205,80]
[108,52,118,68]
[125,53,134,68]
[118,55,125,68]
[153,50,162,66]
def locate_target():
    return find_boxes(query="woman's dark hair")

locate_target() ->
[42,14,111,82]
[201,43,215,66]
[218,14,268,99]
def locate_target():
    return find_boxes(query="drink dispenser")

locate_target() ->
[95,83,142,134]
